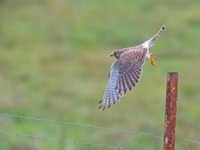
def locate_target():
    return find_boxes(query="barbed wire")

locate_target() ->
[0,114,199,150]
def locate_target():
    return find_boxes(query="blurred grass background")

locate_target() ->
[0,0,200,149]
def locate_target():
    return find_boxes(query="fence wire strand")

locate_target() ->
[0,114,199,150]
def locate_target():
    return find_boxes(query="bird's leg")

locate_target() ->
[149,53,156,66]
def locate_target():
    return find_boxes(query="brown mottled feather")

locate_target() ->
[117,49,147,93]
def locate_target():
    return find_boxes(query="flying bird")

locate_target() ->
[99,25,165,110]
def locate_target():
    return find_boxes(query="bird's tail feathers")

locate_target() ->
[142,25,165,47]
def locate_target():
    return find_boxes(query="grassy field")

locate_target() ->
[0,0,200,149]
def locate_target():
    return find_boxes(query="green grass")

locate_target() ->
[1,0,200,149]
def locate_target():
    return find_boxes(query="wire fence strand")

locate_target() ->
[0,114,199,150]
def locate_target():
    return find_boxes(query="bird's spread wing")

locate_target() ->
[99,48,147,110]
[117,49,147,94]
[99,61,123,110]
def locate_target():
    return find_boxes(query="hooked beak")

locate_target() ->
[110,52,114,57]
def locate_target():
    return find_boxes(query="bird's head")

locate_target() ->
[110,50,124,59]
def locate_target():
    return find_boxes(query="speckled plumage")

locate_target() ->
[99,26,165,110]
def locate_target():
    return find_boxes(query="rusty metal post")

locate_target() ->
[163,72,178,150]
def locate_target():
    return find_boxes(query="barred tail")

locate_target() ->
[142,25,165,47]
[149,25,165,43]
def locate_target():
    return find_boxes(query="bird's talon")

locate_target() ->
[151,59,156,66]
[149,53,156,66]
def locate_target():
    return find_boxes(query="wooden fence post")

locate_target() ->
[163,72,178,150]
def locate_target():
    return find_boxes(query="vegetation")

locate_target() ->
[0,0,200,149]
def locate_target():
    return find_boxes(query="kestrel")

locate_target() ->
[99,25,165,110]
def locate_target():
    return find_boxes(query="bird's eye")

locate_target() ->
[115,53,119,58]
